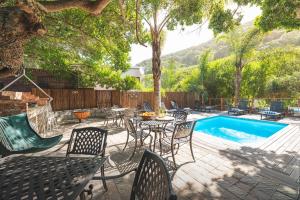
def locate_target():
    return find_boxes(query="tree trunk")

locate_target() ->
[234,66,242,106]
[152,33,161,114]
[0,6,46,78]
[0,0,110,78]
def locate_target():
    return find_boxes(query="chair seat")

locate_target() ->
[228,107,245,114]
[260,111,281,116]
[130,130,150,139]
[161,136,190,145]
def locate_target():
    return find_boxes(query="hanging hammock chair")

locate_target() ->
[0,69,62,157]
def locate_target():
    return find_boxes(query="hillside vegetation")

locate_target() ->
[140,22,300,101]
[137,22,300,74]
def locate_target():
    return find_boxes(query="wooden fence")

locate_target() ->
[32,88,300,112]
[32,88,198,111]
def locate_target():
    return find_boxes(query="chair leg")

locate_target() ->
[171,145,177,169]
[140,136,143,146]
[123,132,129,151]
[190,140,195,162]
[159,133,163,156]
[175,144,180,154]
[153,131,157,152]
[129,137,138,160]
[148,135,153,150]
[101,165,108,191]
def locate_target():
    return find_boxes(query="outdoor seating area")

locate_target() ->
[0,1,300,199]
[0,100,300,199]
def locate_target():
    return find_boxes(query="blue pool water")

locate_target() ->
[194,116,287,144]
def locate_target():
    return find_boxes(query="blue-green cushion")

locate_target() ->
[0,113,62,153]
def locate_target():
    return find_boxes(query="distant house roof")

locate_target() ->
[94,67,144,90]
[121,67,144,78]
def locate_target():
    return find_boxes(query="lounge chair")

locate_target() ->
[238,99,250,113]
[0,113,62,157]
[161,102,176,115]
[228,105,245,115]
[228,100,249,115]
[259,101,285,120]
[194,100,201,111]
[289,107,300,117]
[259,110,282,120]
[170,100,191,114]
[202,105,215,112]
[270,101,285,115]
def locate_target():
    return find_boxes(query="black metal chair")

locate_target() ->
[143,101,154,112]
[123,118,153,159]
[130,150,177,200]
[173,110,188,123]
[95,149,177,200]
[165,111,188,135]
[66,127,108,191]
[118,108,136,127]
[161,121,195,169]
[102,108,118,126]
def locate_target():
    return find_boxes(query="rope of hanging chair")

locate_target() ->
[0,68,53,102]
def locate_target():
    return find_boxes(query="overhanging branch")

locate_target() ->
[38,0,111,15]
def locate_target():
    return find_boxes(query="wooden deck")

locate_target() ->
[22,113,300,199]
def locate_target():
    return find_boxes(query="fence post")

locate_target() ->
[221,98,224,111]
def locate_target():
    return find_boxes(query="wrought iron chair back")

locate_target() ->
[173,121,195,139]
[66,127,108,157]
[124,118,136,137]
[143,101,153,112]
[170,101,179,110]
[172,111,187,124]
[124,108,136,118]
[130,150,177,200]
[103,108,117,118]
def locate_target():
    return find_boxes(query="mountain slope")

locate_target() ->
[136,23,300,74]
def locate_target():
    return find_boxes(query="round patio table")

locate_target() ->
[140,116,174,153]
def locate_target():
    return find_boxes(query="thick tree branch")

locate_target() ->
[38,0,110,15]
[135,0,147,47]
[158,14,171,33]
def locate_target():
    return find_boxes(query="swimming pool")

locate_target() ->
[194,116,287,144]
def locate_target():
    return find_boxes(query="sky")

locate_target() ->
[130,6,261,66]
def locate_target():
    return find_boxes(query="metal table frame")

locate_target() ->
[140,118,174,154]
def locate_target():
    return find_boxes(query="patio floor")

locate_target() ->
[23,112,300,199]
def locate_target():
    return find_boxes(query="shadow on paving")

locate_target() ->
[173,146,300,200]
